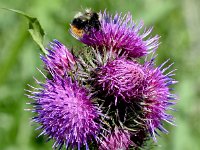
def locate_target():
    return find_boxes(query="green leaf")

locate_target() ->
[2,8,48,54]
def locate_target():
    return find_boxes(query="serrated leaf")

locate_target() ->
[2,8,48,54]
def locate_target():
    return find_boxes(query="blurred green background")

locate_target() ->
[0,0,200,150]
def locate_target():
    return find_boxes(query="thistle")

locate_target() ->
[27,73,103,149]
[26,9,178,150]
[71,11,160,58]
[41,39,75,76]
[99,127,133,150]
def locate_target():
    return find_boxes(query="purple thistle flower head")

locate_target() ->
[71,11,159,58]
[41,40,75,76]
[27,74,102,149]
[92,55,177,141]
[99,127,133,150]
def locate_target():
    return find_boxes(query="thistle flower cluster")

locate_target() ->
[27,10,177,150]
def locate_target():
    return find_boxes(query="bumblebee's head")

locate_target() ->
[70,9,101,39]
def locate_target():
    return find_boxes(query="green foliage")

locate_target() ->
[3,8,47,54]
[0,0,200,150]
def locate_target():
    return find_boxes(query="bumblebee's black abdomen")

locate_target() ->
[88,13,101,30]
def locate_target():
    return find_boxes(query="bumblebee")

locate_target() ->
[70,9,101,39]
